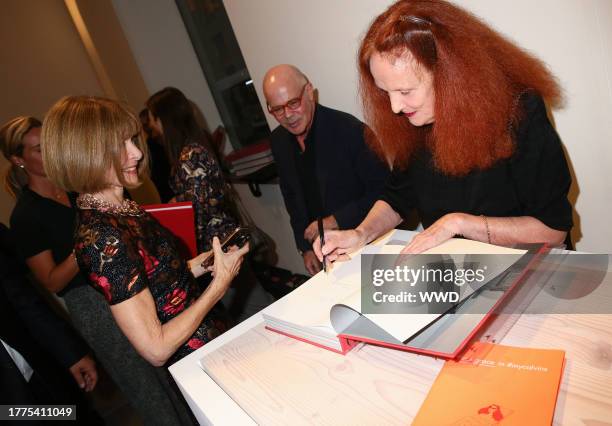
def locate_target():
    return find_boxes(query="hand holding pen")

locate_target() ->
[313,228,367,267]
[317,217,327,272]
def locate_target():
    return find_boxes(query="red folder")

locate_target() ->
[143,202,197,258]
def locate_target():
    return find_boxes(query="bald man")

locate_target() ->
[263,65,389,274]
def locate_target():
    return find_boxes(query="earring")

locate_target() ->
[18,164,25,169]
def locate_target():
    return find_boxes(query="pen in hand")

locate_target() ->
[318,217,327,272]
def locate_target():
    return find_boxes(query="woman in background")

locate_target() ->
[42,95,247,365]
[1,116,195,426]
[146,87,238,253]
[146,88,273,322]
[1,117,81,296]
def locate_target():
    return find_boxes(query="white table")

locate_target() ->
[169,232,612,425]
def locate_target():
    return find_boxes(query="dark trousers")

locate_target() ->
[0,344,102,425]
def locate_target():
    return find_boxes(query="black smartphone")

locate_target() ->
[200,227,250,268]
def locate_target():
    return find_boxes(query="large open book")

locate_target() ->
[263,230,545,358]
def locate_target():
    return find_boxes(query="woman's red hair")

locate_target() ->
[358,0,562,175]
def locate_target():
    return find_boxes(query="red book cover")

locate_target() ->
[225,140,271,163]
[143,202,197,258]
[229,155,274,172]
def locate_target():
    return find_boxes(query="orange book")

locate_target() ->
[413,342,565,425]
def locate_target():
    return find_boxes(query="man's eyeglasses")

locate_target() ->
[267,83,309,117]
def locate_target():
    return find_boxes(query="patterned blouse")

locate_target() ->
[74,194,228,364]
[170,142,239,253]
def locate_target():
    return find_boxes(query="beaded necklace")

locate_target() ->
[77,193,144,217]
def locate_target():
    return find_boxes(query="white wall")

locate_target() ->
[234,183,307,274]
[224,0,612,252]
[0,0,105,226]
[110,0,223,132]
[110,0,307,272]
[224,0,393,126]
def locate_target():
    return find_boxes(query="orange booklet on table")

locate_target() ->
[413,342,565,426]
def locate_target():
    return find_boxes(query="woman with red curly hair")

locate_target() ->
[315,0,572,261]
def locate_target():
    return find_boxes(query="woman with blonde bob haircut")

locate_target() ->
[42,96,248,367]
[3,111,197,424]
[42,96,148,194]
[316,0,573,263]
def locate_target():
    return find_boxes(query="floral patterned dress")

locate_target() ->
[74,194,228,364]
[170,141,239,253]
